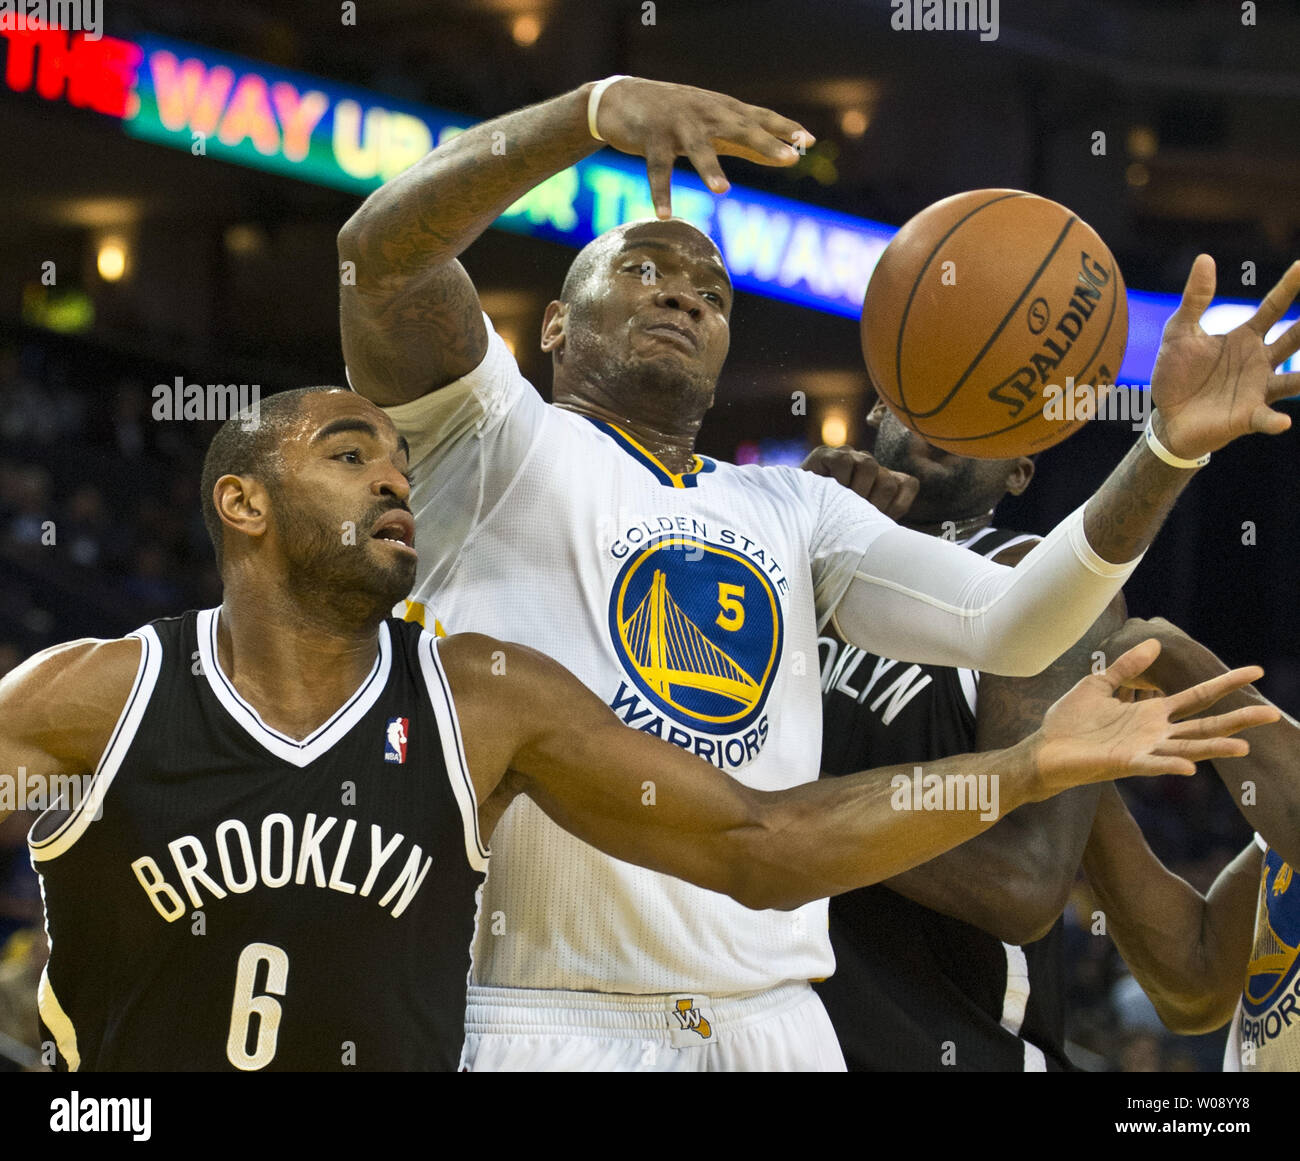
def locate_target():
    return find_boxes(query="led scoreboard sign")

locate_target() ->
[2,18,1296,383]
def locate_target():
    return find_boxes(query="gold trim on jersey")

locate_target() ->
[38,965,80,1071]
[588,418,714,489]
[402,600,446,637]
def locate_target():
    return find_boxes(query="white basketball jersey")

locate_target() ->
[378,316,894,994]
[1224,834,1300,1071]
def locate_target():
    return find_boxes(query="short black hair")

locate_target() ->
[199,386,341,568]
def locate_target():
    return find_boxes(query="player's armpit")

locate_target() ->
[0,637,140,824]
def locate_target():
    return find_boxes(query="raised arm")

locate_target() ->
[883,589,1128,945]
[338,78,810,405]
[1083,782,1260,1034]
[831,261,1300,677]
[440,633,1274,912]
[0,638,140,826]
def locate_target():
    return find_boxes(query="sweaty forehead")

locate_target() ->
[293,392,405,453]
[615,221,726,270]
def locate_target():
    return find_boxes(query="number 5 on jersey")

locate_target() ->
[227,942,289,1070]
[716,583,745,631]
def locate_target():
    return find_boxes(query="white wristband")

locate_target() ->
[1144,412,1210,469]
[587,75,629,142]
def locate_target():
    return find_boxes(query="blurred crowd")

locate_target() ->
[0,327,1258,1071]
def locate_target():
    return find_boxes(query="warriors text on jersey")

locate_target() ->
[1225,835,1300,1071]
[29,610,487,1071]
[814,526,1072,1071]
[376,315,898,995]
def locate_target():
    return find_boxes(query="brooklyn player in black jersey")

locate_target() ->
[808,401,1128,1071]
[0,388,1273,1071]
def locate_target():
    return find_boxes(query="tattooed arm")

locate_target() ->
[338,79,809,405]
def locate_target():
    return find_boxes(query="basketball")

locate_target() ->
[861,189,1129,459]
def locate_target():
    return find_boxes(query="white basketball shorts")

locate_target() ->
[460,981,846,1072]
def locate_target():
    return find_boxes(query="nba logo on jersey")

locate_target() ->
[384,717,409,764]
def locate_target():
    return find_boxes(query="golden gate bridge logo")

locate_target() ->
[608,537,781,733]
[1244,849,1300,1013]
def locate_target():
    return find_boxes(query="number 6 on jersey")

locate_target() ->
[227,942,289,1070]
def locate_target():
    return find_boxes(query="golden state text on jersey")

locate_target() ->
[1240,848,1300,1054]
[605,523,786,770]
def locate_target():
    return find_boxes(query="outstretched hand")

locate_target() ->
[1150,256,1300,459]
[593,78,813,218]
[1033,639,1279,793]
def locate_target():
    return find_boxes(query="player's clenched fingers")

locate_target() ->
[1163,665,1265,719]
[801,446,852,486]
[891,472,919,519]
[867,471,917,521]
[847,456,884,499]
[866,471,900,514]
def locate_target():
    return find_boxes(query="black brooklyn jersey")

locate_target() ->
[30,609,488,1071]
[814,527,1073,1072]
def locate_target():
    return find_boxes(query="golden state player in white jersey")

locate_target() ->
[1083,617,1300,1071]
[337,73,1300,1069]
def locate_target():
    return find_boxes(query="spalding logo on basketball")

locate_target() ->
[861,189,1129,459]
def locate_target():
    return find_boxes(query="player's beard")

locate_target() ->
[271,485,416,626]
[872,419,997,526]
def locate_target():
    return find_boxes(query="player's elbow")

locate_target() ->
[727,871,816,913]
[1151,990,1238,1037]
[976,644,1055,680]
[337,205,392,276]
[999,869,1075,945]
[337,212,364,262]
[984,893,1063,946]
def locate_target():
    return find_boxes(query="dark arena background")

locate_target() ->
[2,0,1299,1097]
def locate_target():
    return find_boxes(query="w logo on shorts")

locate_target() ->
[673,998,712,1040]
